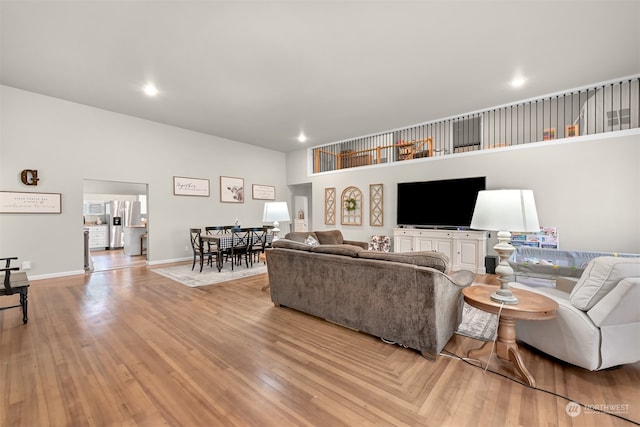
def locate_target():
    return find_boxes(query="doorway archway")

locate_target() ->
[83,179,149,271]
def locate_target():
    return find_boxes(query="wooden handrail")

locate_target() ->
[313,136,434,172]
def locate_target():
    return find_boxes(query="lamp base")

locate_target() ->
[492,230,519,305]
[271,221,280,241]
[490,288,519,304]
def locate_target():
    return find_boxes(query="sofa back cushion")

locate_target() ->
[358,250,450,273]
[284,232,318,243]
[271,239,313,251]
[570,256,640,311]
[310,244,364,257]
[314,230,344,245]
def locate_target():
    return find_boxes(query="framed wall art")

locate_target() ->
[369,183,383,226]
[252,184,275,200]
[0,191,62,214]
[173,176,210,197]
[324,187,336,225]
[341,186,362,225]
[220,176,245,203]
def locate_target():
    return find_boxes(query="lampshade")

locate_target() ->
[470,189,540,232]
[470,189,539,305]
[262,202,290,222]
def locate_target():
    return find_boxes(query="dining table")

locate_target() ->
[200,230,273,272]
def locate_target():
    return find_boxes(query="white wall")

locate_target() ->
[0,86,290,278]
[287,132,640,254]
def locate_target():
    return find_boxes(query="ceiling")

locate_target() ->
[2,1,639,153]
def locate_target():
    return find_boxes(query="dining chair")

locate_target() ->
[205,226,228,261]
[1,257,30,324]
[248,226,269,265]
[189,228,215,272]
[229,227,251,270]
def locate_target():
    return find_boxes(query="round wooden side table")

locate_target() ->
[462,284,558,387]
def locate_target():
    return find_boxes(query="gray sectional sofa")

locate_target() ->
[265,230,475,359]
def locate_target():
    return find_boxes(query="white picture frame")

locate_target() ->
[173,176,210,197]
[252,184,275,200]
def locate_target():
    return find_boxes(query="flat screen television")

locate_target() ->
[396,176,486,228]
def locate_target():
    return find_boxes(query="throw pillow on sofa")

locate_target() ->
[305,235,320,246]
[284,231,319,243]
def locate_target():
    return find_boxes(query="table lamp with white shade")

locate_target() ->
[263,201,290,241]
[470,189,540,304]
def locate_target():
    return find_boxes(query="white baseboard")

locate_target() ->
[25,258,192,281]
[147,257,190,266]
[28,270,86,281]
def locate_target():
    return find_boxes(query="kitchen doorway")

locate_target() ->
[83,179,149,272]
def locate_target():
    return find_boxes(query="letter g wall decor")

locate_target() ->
[21,169,39,186]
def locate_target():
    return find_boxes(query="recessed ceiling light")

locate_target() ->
[143,83,158,97]
[511,77,526,88]
[297,132,307,143]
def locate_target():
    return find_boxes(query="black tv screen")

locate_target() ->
[396,176,486,228]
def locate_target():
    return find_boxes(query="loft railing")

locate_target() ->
[312,77,640,174]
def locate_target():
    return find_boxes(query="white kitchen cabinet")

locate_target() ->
[393,228,487,273]
[87,225,108,249]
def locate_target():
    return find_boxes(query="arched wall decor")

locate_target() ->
[341,186,362,225]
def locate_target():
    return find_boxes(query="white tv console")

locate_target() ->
[393,227,487,274]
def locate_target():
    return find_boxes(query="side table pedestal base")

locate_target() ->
[467,317,536,387]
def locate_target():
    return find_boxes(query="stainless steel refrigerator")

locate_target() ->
[106,200,142,249]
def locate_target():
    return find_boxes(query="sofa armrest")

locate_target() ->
[587,277,640,327]
[447,270,475,288]
[344,240,369,249]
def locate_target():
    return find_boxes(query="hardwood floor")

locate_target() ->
[1,266,638,426]
[90,249,147,271]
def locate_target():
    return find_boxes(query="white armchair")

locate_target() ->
[511,256,640,371]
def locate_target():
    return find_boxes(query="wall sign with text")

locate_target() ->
[0,191,62,214]
[173,176,210,197]
[252,184,275,200]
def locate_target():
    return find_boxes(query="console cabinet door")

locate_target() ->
[433,238,453,263]
[395,235,413,252]
[414,235,434,252]
[455,238,480,271]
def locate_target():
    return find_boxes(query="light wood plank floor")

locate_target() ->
[1,265,638,426]
[90,249,147,272]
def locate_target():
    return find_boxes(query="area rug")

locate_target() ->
[456,303,498,341]
[151,263,268,287]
